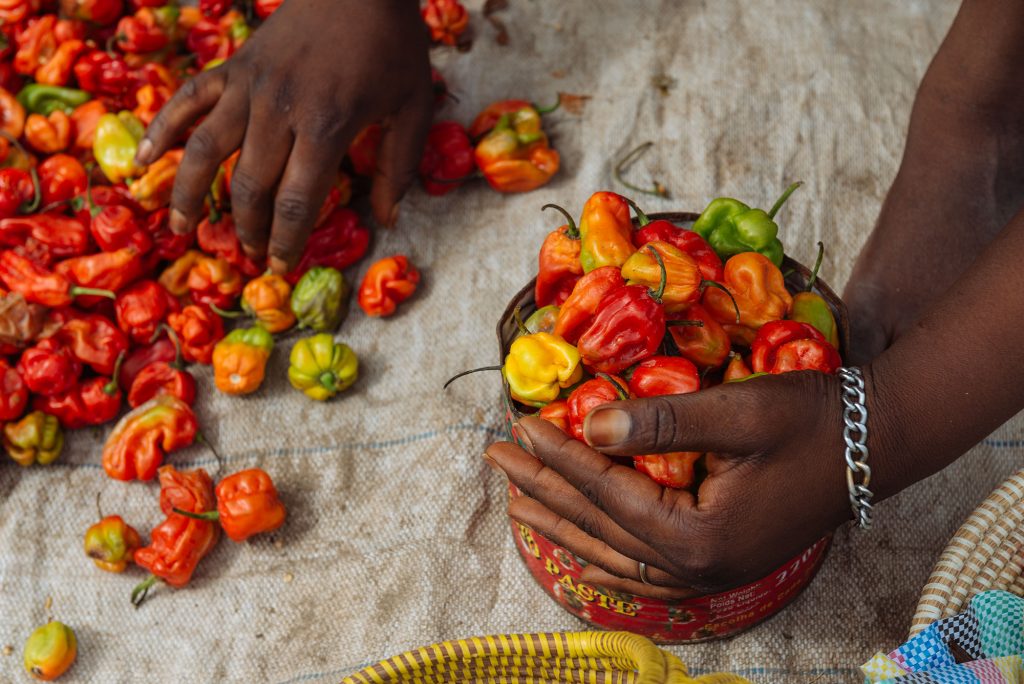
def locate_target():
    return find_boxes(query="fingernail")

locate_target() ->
[584,408,632,447]
[269,256,289,275]
[168,209,189,235]
[242,243,265,261]
[511,421,535,453]
[483,453,505,475]
[134,138,153,165]
[386,204,399,229]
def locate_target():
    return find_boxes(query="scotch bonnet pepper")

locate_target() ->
[418,120,475,195]
[504,331,582,407]
[212,326,273,395]
[167,304,223,364]
[174,468,287,542]
[552,265,625,345]
[566,374,628,443]
[474,106,559,193]
[668,303,731,370]
[84,515,142,573]
[0,250,115,307]
[101,395,198,481]
[242,274,295,333]
[285,207,369,285]
[23,621,76,681]
[58,313,129,375]
[534,204,582,308]
[0,358,29,421]
[750,319,841,375]
[578,191,635,273]
[3,410,63,466]
[630,200,724,282]
[290,266,349,332]
[93,110,143,183]
[17,337,81,396]
[357,255,419,318]
[288,333,358,401]
[703,252,792,331]
[34,376,122,429]
[691,182,801,267]
[788,242,840,349]
[620,241,702,314]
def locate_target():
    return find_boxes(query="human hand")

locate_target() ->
[136,0,433,272]
[485,371,903,598]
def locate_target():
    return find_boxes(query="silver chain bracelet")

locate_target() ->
[838,367,873,529]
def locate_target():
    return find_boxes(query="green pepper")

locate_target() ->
[525,305,559,334]
[16,84,91,116]
[287,333,358,401]
[691,182,801,267]
[93,111,145,184]
[290,266,350,332]
[3,411,64,466]
[789,242,840,348]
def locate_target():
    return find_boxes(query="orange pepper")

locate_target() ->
[241,274,295,333]
[69,99,107,152]
[577,191,635,272]
[187,255,243,309]
[34,39,86,86]
[158,249,203,297]
[133,83,172,126]
[83,515,142,573]
[621,241,702,313]
[101,395,198,481]
[14,15,56,76]
[703,252,793,330]
[357,255,420,317]
[0,0,40,24]
[24,111,71,154]
[473,106,559,193]
[175,468,287,542]
[212,326,273,395]
[22,621,76,681]
[0,87,26,140]
[129,149,182,210]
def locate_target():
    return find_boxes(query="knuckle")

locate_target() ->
[229,167,270,209]
[647,396,683,452]
[273,191,315,225]
[302,109,345,143]
[575,463,616,509]
[184,125,223,162]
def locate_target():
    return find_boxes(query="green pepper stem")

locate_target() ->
[103,352,126,395]
[700,280,741,324]
[623,197,651,227]
[0,131,41,212]
[646,245,668,302]
[69,286,116,300]
[209,303,245,319]
[806,241,824,291]
[195,432,223,474]
[533,94,562,115]
[443,366,503,390]
[95,491,104,520]
[319,372,337,393]
[596,372,630,400]
[614,142,670,198]
[512,306,529,335]
[172,507,220,521]
[131,575,158,608]
[766,181,802,219]
[541,203,579,239]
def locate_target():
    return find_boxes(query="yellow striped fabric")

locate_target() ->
[341,631,751,684]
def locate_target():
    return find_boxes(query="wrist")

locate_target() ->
[855,362,917,503]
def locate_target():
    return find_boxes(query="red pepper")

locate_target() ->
[182,468,287,542]
[91,204,152,253]
[115,7,173,54]
[418,121,475,196]
[166,304,223,365]
[552,266,625,345]
[750,319,841,375]
[0,357,28,421]
[128,362,196,408]
[37,154,87,207]
[357,255,420,318]
[55,246,145,295]
[17,336,81,396]
[143,208,194,262]
[73,50,133,107]
[347,124,381,177]
[185,10,249,69]
[566,375,628,442]
[0,0,40,24]
[576,283,667,375]
[187,255,242,309]
[0,168,36,220]
[35,375,121,428]
[537,399,569,434]
[469,99,532,139]
[35,39,86,87]
[253,0,281,18]
[422,0,468,46]
[102,395,198,482]
[72,184,137,223]
[1,250,115,307]
[0,214,91,259]
[632,215,724,282]
[59,0,123,26]
[199,0,228,18]
[667,303,731,370]
[58,312,129,375]
[114,279,179,344]
[285,208,370,285]
[196,214,262,277]
[118,334,175,390]
[534,204,582,308]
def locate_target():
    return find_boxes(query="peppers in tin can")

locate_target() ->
[290,266,349,332]
[287,333,358,401]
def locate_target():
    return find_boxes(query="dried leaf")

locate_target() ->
[0,291,49,348]
[487,16,510,45]
[558,92,592,116]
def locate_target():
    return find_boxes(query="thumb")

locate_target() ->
[582,378,789,457]
[369,87,433,228]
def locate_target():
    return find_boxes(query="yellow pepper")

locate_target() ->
[129,148,182,211]
[503,332,582,407]
[93,111,144,184]
[84,515,142,573]
[242,274,296,333]
[3,411,63,466]
[287,333,358,401]
[212,326,273,395]
[23,621,76,681]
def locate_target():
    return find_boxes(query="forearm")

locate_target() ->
[869,204,1024,497]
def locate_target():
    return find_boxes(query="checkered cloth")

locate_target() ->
[862,592,1024,682]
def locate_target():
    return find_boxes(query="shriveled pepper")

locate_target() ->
[566,374,628,442]
[167,304,223,365]
[422,0,469,46]
[58,313,129,375]
[158,248,202,296]
[128,360,196,408]
[0,168,36,219]
[212,326,273,395]
[187,255,243,309]
[691,183,801,267]
[0,214,91,259]
[196,214,262,277]
[24,111,71,153]
[84,515,142,573]
[750,320,841,375]
[503,331,582,407]
[17,337,81,396]
[16,83,91,116]
[578,191,635,273]
[290,266,349,332]
[0,357,29,421]
[0,86,26,140]
[60,0,122,25]
[631,202,724,282]
[93,110,143,183]
[131,465,219,605]
[34,40,86,88]
[129,148,181,211]
[37,154,86,206]
[474,106,559,193]
[418,120,475,195]
[73,51,133,107]
[242,273,295,333]
[537,399,569,434]
[288,333,358,400]
[175,468,287,542]
[115,279,179,344]
[357,255,420,318]
[535,203,582,308]
[552,266,625,345]
[0,290,52,352]
[144,208,194,262]
[90,203,152,254]
[620,241,702,313]
[102,395,198,481]
[285,208,370,285]
[3,410,62,466]
[667,303,731,370]
[788,242,840,349]
[23,621,76,681]
[703,252,793,330]
[117,335,175,390]
[55,246,144,296]
[34,376,121,429]
[347,124,381,177]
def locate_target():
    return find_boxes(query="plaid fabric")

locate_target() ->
[862,592,1024,683]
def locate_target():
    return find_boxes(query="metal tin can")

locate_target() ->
[496,212,849,643]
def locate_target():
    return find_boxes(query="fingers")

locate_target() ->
[370,85,433,227]
[266,131,348,272]
[136,68,227,167]
[167,90,248,235]
[579,564,696,601]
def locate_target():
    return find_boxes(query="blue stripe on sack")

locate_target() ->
[40,422,506,471]
[983,439,1024,448]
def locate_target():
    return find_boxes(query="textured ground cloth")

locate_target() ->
[2,1,1021,682]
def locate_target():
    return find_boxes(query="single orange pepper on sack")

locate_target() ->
[83,515,142,573]
[357,255,420,317]
[702,252,793,331]
[173,468,287,542]
[212,326,273,395]
[101,395,198,481]
[473,105,559,193]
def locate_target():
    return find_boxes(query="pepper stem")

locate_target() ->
[533,94,561,115]
[623,197,651,227]
[84,166,100,218]
[806,241,824,292]
[131,575,158,608]
[172,507,220,521]
[614,142,670,198]
[596,372,629,400]
[512,306,529,335]
[666,320,705,327]
[209,303,245,318]
[319,372,337,393]
[766,181,802,220]
[646,245,668,302]
[701,280,741,324]
[95,491,103,520]
[541,203,579,239]
[426,171,483,185]
[69,286,116,300]
[443,366,503,390]
[103,352,126,395]
[0,131,41,213]
[196,432,223,474]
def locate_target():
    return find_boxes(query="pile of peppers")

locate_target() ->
[504,188,842,490]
